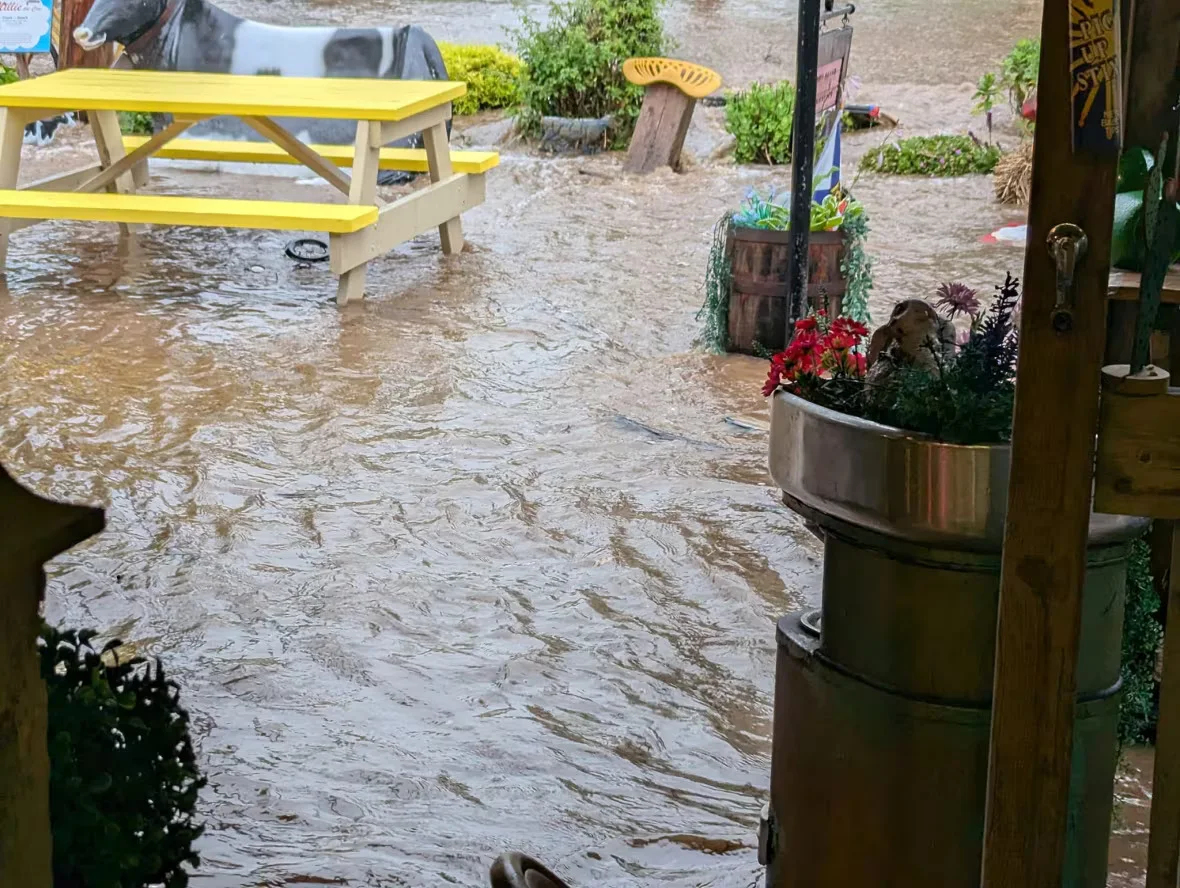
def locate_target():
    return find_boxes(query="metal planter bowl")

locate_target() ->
[768,390,1012,547]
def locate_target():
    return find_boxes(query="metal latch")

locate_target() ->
[1046,222,1088,333]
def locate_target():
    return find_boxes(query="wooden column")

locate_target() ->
[623,84,696,175]
[980,0,1123,884]
[0,465,104,888]
[57,0,117,70]
[1120,0,1180,729]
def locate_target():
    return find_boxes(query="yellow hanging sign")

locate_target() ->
[1070,0,1122,154]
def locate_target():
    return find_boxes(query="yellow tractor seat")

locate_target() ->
[622,57,722,100]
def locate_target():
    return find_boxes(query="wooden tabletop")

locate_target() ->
[0,69,466,121]
[1109,267,1180,303]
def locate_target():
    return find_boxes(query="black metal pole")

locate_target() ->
[787,0,822,329]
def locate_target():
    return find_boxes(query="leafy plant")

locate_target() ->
[999,38,1040,116]
[0,64,18,86]
[513,0,667,148]
[118,111,153,136]
[867,275,1020,444]
[41,625,206,888]
[973,72,999,144]
[725,81,797,164]
[860,134,1002,177]
[1120,537,1163,746]
[732,184,863,232]
[438,43,523,116]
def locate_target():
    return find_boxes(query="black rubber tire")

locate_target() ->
[489,852,572,888]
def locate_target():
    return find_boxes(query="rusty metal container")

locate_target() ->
[764,391,1145,888]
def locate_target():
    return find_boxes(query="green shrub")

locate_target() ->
[859,134,1001,176]
[1000,38,1040,114]
[0,65,18,86]
[118,111,153,136]
[514,0,667,148]
[1119,538,1163,746]
[724,81,796,164]
[439,43,523,116]
[41,625,206,888]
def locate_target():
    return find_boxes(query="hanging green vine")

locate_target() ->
[839,207,873,325]
[697,211,735,353]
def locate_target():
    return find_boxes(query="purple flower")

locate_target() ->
[935,282,981,319]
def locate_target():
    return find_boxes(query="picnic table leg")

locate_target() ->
[0,108,27,270]
[335,120,381,305]
[422,119,463,255]
[90,110,138,236]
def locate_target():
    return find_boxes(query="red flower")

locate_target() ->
[794,316,818,332]
[831,317,869,339]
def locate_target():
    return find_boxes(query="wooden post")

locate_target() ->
[0,464,104,888]
[786,0,822,328]
[1120,0,1180,726]
[623,84,696,175]
[980,0,1122,884]
[58,0,117,70]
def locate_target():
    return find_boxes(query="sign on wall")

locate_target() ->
[0,0,53,53]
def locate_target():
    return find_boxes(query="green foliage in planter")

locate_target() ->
[1119,538,1163,746]
[119,111,154,136]
[41,625,206,888]
[724,81,796,165]
[513,0,667,148]
[438,43,523,116]
[865,275,1019,444]
[859,134,1002,177]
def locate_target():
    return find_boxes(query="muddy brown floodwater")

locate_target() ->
[0,0,1156,885]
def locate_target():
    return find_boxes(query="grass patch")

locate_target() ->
[438,43,523,116]
[859,134,1001,176]
[1119,537,1163,747]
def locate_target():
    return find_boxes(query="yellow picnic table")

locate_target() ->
[0,68,499,304]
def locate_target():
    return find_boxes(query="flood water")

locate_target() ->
[0,0,1156,884]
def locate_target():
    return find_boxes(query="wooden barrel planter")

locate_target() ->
[726,228,847,355]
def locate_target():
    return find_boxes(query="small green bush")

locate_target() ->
[514,0,667,148]
[1000,38,1040,114]
[118,111,153,136]
[725,81,797,165]
[0,64,18,86]
[439,43,523,116]
[859,134,1001,176]
[42,625,206,888]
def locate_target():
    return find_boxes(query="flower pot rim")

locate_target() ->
[772,388,1013,453]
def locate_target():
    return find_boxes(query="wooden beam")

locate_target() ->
[422,120,463,255]
[78,117,201,194]
[980,0,1123,884]
[0,464,105,888]
[329,172,484,275]
[334,119,382,305]
[378,103,451,148]
[1147,523,1180,888]
[623,84,696,175]
[241,116,357,200]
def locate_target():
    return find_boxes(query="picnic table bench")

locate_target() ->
[0,69,498,304]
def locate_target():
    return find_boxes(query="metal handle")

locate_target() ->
[1046,223,1088,333]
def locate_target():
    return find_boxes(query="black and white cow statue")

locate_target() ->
[73,0,452,183]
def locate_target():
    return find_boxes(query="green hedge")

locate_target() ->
[439,43,523,116]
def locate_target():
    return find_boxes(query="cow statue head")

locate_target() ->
[73,0,171,52]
